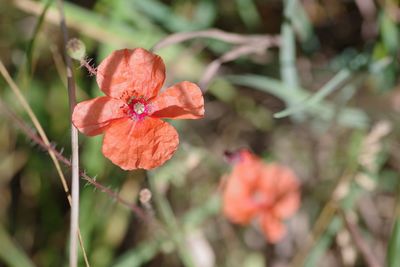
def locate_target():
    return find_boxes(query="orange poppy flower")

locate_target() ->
[72,48,204,170]
[223,149,300,243]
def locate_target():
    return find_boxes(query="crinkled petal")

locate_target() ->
[96,48,165,101]
[273,192,300,219]
[223,173,258,224]
[102,117,178,170]
[151,81,204,119]
[270,164,300,218]
[275,165,300,192]
[260,214,286,243]
[227,149,264,187]
[258,164,276,193]
[222,150,266,224]
[72,96,127,136]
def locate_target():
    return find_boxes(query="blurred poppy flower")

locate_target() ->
[223,149,300,243]
[72,48,204,170]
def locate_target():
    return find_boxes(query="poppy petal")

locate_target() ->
[260,214,287,243]
[96,48,165,101]
[271,164,299,191]
[270,164,300,218]
[151,81,204,119]
[273,192,300,219]
[102,117,179,170]
[233,149,264,186]
[72,96,128,136]
[223,173,258,224]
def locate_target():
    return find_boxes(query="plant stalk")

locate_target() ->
[56,1,79,266]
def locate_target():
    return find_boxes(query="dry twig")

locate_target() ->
[340,210,382,267]
[290,171,352,267]
[199,37,280,90]
[152,28,280,91]
[355,0,377,39]
[151,28,277,51]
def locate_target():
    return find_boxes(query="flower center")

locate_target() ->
[134,102,145,114]
[127,98,150,120]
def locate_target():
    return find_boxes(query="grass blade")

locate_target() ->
[274,68,352,118]
[225,74,368,128]
[280,0,299,89]
[386,216,400,267]
[0,224,36,267]
[26,0,53,74]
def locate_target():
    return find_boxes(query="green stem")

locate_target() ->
[148,174,195,267]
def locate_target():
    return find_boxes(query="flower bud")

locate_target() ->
[66,38,86,61]
[139,188,152,204]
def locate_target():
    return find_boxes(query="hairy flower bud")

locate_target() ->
[66,38,86,61]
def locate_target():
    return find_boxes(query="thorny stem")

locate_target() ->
[80,58,97,76]
[0,60,90,266]
[56,0,79,266]
[0,98,148,221]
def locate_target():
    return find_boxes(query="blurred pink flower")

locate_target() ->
[223,149,300,243]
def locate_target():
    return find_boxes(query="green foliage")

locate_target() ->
[386,217,400,267]
[0,0,399,267]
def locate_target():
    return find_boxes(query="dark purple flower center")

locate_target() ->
[128,98,150,120]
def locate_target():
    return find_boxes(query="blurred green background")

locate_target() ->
[1,0,400,266]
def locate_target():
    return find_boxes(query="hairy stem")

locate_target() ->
[0,97,147,221]
[56,0,79,266]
